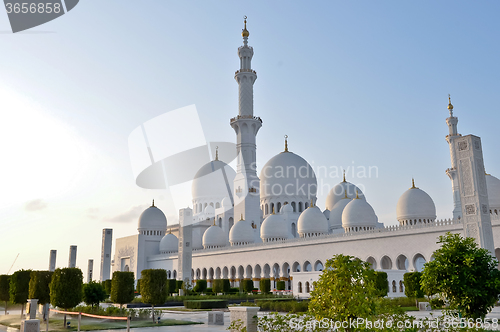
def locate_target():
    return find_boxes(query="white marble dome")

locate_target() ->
[280,203,293,214]
[260,150,317,215]
[221,197,232,209]
[329,197,352,230]
[192,160,235,212]
[396,181,436,225]
[297,205,328,237]
[202,224,226,249]
[138,203,167,232]
[486,174,500,211]
[342,197,377,232]
[204,205,215,216]
[261,212,288,242]
[159,232,178,253]
[229,218,255,246]
[325,179,365,210]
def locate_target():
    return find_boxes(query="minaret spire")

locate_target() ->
[231,16,262,239]
[445,94,462,219]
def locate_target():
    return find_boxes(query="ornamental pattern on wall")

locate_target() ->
[117,246,135,272]
[465,204,476,215]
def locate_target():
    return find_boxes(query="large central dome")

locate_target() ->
[260,149,317,216]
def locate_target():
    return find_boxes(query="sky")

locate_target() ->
[1,1,499,279]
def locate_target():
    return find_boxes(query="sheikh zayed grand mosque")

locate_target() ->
[111,19,500,298]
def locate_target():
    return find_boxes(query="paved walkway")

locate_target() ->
[2,306,500,331]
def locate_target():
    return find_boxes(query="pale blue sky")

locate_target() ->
[1,1,499,277]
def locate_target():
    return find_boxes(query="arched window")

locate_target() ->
[265,204,269,215]
[277,202,282,213]
[305,201,309,209]
[298,202,303,212]
[216,202,220,209]
[399,280,404,292]
[392,280,396,293]
[305,282,310,293]
[271,203,275,213]
[298,282,302,293]
[291,202,296,212]
[291,223,296,237]
[173,270,177,279]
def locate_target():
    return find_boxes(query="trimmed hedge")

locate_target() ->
[184,299,228,309]
[193,280,207,293]
[240,280,254,293]
[255,299,308,313]
[166,279,176,295]
[260,279,271,294]
[276,280,286,291]
[175,280,183,293]
[213,279,231,294]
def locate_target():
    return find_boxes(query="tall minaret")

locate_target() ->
[230,17,262,235]
[445,95,462,219]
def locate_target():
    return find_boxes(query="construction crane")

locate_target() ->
[7,253,19,274]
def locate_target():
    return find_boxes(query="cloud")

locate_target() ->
[87,207,99,219]
[24,199,47,211]
[105,205,147,223]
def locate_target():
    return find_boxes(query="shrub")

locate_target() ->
[102,279,112,295]
[205,287,213,295]
[110,272,135,308]
[373,271,388,297]
[255,299,308,313]
[228,287,239,294]
[212,279,231,294]
[165,279,176,295]
[193,280,207,293]
[276,281,285,291]
[175,280,183,293]
[240,280,254,293]
[259,279,271,294]
[184,299,228,309]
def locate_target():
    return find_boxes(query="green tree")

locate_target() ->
[165,279,176,295]
[276,280,285,291]
[136,279,141,294]
[102,279,112,295]
[259,278,271,294]
[29,271,53,320]
[240,279,254,293]
[403,272,424,307]
[372,271,388,297]
[110,271,135,308]
[212,279,230,294]
[9,269,32,317]
[0,275,11,315]
[50,268,83,328]
[193,280,207,293]
[140,269,167,322]
[82,281,107,309]
[309,254,378,324]
[421,232,500,319]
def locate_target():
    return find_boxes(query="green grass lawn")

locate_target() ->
[0,314,200,331]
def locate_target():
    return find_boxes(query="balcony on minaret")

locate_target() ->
[230,115,263,124]
[235,69,257,75]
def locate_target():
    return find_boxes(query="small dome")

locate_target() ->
[159,232,178,253]
[229,217,255,246]
[280,203,293,214]
[221,197,232,208]
[396,180,436,223]
[204,205,215,215]
[329,197,352,230]
[191,160,235,202]
[202,224,226,249]
[261,213,288,241]
[486,174,500,210]
[138,203,167,231]
[297,205,328,237]
[342,197,377,231]
[325,180,365,210]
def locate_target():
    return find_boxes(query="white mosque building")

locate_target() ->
[112,19,500,298]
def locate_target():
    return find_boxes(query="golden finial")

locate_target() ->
[284,135,289,152]
[342,170,346,182]
[310,199,314,207]
[152,199,155,207]
[411,178,418,189]
[215,146,219,161]
[448,94,453,111]
[168,228,171,234]
[240,214,244,221]
[242,16,249,38]
[344,190,348,199]
[213,218,216,226]
[355,190,359,199]
[272,207,275,215]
